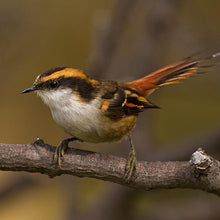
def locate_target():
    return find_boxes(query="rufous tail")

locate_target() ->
[126,53,220,97]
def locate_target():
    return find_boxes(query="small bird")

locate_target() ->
[22,53,219,182]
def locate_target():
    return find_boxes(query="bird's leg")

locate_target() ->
[54,137,78,168]
[124,134,138,183]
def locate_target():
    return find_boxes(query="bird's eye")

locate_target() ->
[50,80,59,89]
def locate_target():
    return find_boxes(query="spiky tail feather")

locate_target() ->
[126,53,220,97]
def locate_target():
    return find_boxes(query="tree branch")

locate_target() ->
[0,140,219,196]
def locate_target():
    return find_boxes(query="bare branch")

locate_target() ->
[0,141,219,196]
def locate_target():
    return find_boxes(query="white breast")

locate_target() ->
[37,88,137,142]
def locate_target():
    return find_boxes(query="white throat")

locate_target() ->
[37,88,73,109]
[36,88,103,142]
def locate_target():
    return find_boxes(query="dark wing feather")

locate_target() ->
[100,87,126,119]
[100,84,158,119]
[123,87,158,116]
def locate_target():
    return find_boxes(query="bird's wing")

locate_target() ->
[100,83,157,119]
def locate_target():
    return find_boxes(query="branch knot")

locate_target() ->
[190,148,213,174]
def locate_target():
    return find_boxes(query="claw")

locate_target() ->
[54,137,77,169]
[33,137,45,146]
[54,140,67,168]
[124,146,137,183]
[124,134,138,183]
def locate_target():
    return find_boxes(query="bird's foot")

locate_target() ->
[33,137,45,146]
[54,137,77,168]
[124,135,138,183]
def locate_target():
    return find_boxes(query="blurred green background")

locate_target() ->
[0,0,219,219]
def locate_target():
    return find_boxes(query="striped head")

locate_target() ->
[22,67,99,108]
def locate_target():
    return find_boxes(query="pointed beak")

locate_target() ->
[21,85,38,94]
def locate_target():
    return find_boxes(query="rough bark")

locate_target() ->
[0,140,219,196]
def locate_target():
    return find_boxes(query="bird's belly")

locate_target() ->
[51,103,137,143]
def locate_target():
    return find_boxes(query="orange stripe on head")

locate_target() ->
[39,68,88,82]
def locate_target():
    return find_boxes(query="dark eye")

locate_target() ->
[50,80,59,89]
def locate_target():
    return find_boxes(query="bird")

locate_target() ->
[22,53,219,182]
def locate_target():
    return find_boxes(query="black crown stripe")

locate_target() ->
[40,67,66,77]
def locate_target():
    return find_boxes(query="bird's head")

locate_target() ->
[22,67,98,108]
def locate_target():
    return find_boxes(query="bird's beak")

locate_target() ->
[21,85,38,94]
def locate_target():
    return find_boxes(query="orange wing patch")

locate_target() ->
[100,100,111,111]
[125,102,143,109]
